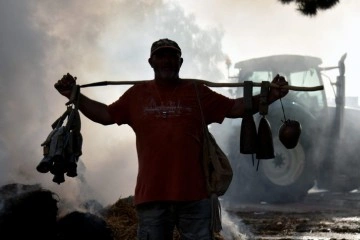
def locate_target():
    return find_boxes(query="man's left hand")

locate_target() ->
[269,74,289,101]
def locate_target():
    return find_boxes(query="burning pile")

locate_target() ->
[0,183,59,240]
[0,183,225,239]
[0,183,112,240]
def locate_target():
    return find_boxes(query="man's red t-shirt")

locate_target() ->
[107,79,235,205]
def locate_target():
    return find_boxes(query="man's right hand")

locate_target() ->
[55,73,77,98]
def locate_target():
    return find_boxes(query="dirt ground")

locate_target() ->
[221,190,360,240]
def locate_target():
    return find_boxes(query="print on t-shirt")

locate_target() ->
[144,98,192,119]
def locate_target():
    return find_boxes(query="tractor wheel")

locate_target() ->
[253,105,317,203]
[255,135,316,203]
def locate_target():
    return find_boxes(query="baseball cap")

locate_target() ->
[150,38,182,57]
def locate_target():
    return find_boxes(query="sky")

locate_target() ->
[0,0,359,211]
[176,0,360,99]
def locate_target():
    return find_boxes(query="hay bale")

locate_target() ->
[102,196,224,240]
[102,196,138,240]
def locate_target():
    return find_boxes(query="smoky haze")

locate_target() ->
[2,2,360,239]
[0,0,227,207]
[1,0,359,217]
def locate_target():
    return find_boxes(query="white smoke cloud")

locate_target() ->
[0,0,227,207]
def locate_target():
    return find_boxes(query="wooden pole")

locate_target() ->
[80,79,324,92]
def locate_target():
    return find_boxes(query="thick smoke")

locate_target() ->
[0,2,50,182]
[0,0,227,207]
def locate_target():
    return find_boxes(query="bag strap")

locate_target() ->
[194,82,207,131]
[194,82,223,233]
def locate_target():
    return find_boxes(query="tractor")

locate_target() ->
[221,53,360,203]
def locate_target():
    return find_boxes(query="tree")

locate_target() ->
[279,0,340,16]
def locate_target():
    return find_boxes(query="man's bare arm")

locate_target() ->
[54,73,115,125]
[226,75,288,118]
[76,93,114,125]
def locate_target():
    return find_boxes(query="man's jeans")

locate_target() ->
[136,198,213,240]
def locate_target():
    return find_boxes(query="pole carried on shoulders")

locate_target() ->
[37,77,323,184]
[79,78,324,92]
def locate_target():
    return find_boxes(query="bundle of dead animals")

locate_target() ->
[36,86,83,184]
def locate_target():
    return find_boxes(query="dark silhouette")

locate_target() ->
[0,184,59,240]
[54,38,288,239]
[0,183,114,240]
[57,211,113,240]
[279,0,340,16]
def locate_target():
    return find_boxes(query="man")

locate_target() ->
[55,38,288,240]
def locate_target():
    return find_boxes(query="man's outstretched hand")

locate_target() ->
[55,73,77,98]
[269,74,289,101]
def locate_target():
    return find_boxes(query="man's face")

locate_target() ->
[149,48,183,80]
